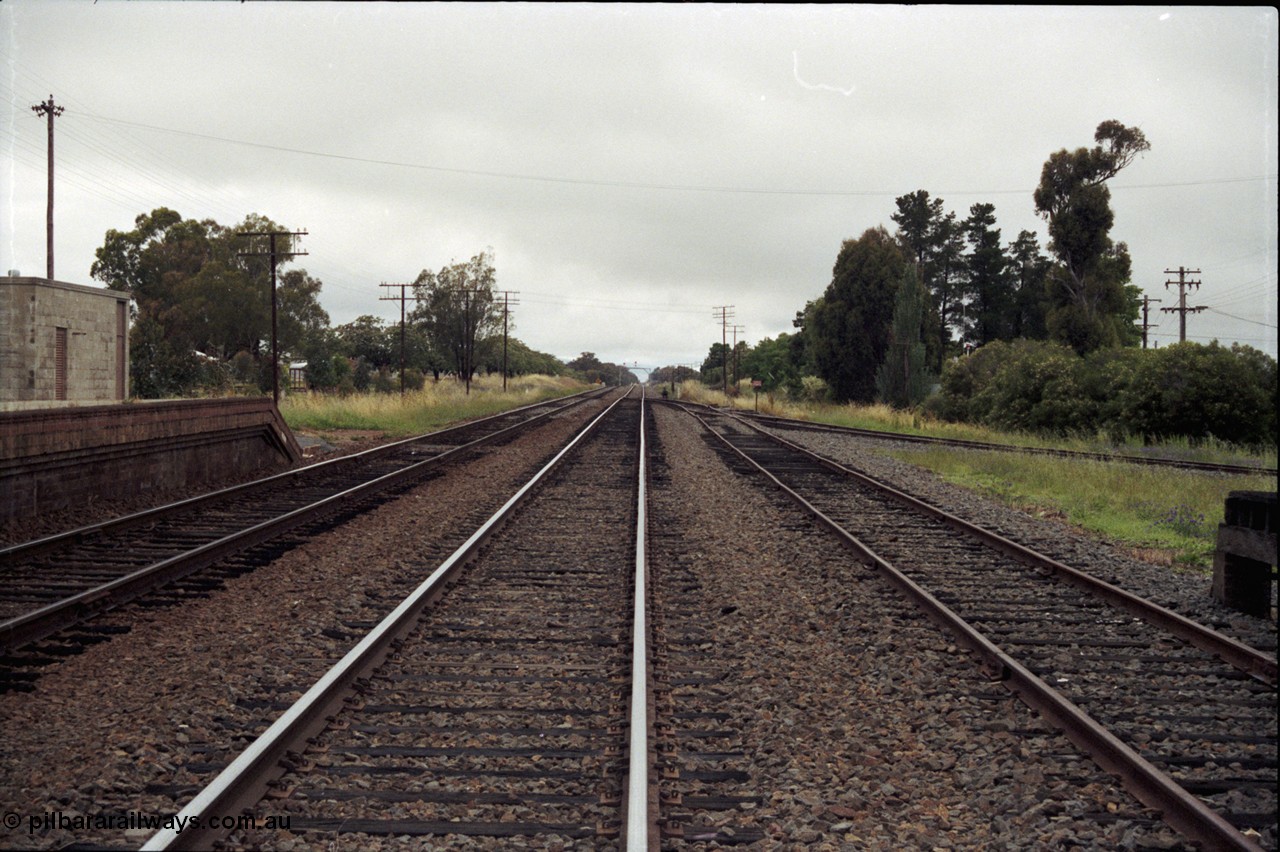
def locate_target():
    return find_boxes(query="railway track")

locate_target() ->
[6,387,1274,849]
[0,388,608,677]
[734,407,1277,477]
[684,405,1277,851]
[141,390,651,850]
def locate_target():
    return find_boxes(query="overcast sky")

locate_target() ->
[3,4,1276,372]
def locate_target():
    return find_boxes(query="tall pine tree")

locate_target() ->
[875,266,934,408]
[963,202,1014,347]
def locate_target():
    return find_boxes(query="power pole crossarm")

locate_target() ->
[31,95,64,281]
[238,230,309,405]
[712,306,735,396]
[1161,266,1205,343]
[731,324,746,388]
[380,283,420,397]
[1138,294,1162,349]
[496,291,520,392]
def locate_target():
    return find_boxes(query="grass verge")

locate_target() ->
[891,447,1276,572]
[673,381,1277,470]
[280,374,591,438]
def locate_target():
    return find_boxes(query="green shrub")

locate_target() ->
[936,340,1276,447]
[799,375,830,403]
[403,368,427,391]
[1121,342,1277,446]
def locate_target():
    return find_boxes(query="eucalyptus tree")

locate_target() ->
[91,208,326,396]
[411,251,502,392]
[1033,120,1151,353]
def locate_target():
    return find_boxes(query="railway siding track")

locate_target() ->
[687,405,1277,851]
[737,408,1277,477]
[143,392,648,850]
[0,390,607,669]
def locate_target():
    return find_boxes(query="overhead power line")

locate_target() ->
[519,293,708,316]
[74,111,1278,199]
[1205,308,1278,330]
[1150,331,1276,345]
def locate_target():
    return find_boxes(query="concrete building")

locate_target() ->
[1,276,130,407]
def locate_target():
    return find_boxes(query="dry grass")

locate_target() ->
[280,374,589,437]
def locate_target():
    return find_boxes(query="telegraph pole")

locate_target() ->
[1161,267,1205,343]
[31,95,64,281]
[238,230,308,404]
[497,290,519,391]
[731,324,745,389]
[454,286,490,396]
[379,282,418,396]
[1138,294,1162,349]
[713,306,734,395]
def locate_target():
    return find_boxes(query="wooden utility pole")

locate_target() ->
[497,290,519,391]
[731,324,745,389]
[237,230,308,404]
[379,282,418,396]
[1161,267,1205,343]
[450,286,491,396]
[1138,294,1162,349]
[712,306,734,395]
[31,95,64,281]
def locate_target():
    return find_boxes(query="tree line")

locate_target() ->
[680,121,1276,446]
[90,208,581,397]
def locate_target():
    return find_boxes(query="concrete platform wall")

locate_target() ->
[1,398,302,525]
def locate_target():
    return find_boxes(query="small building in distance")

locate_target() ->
[1,275,130,408]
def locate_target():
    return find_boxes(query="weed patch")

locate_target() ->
[892,447,1272,571]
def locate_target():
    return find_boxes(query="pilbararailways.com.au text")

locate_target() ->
[7,810,290,835]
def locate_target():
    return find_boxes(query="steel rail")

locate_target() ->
[0,390,606,655]
[725,410,1277,687]
[726,406,1277,477]
[686,406,1266,852]
[625,387,653,851]
[141,390,635,851]
[2,387,605,565]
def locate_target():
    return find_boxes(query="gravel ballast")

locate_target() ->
[648,404,1194,849]
[0,399,1268,850]
[765,425,1276,655]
